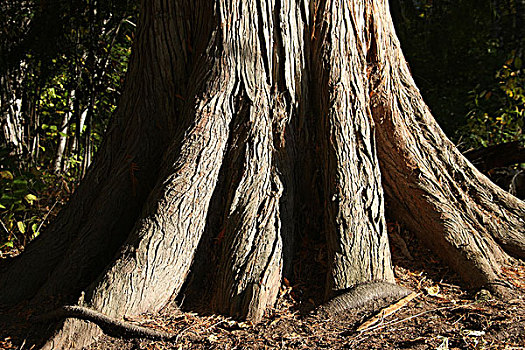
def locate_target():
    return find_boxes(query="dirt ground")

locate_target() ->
[1,222,524,349]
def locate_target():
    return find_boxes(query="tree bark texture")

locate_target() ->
[367,0,525,293]
[0,0,523,349]
[311,0,394,294]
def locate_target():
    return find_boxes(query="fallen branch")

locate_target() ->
[359,302,476,334]
[463,141,525,172]
[357,292,420,331]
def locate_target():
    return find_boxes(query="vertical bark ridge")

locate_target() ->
[272,0,309,278]
[44,59,234,350]
[212,90,282,321]
[312,0,394,295]
[212,0,281,322]
[368,0,525,294]
[211,0,309,321]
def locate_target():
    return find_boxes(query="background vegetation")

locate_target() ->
[391,0,524,148]
[0,0,523,251]
[0,0,137,251]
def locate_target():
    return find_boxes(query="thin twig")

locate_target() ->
[36,200,58,235]
[359,302,475,333]
[123,18,136,27]
[175,322,198,343]
[357,292,420,331]
[0,217,18,246]
[0,217,10,236]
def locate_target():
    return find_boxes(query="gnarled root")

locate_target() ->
[32,305,175,341]
[316,282,412,318]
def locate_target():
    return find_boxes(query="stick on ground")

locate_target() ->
[357,292,420,331]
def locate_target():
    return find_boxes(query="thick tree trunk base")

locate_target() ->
[1,0,524,349]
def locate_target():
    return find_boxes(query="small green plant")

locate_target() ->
[0,162,41,249]
[0,147,73,252]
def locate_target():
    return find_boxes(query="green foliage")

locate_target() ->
[0,169,40,249]
[391,0,524,147]
[0,0,138,251]
[463,55,524,148]
[0,148,51,250]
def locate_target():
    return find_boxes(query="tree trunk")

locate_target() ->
[311,0,394,295]
[0,71,25,156]
[53,93,72,173]
[0,0,523,349]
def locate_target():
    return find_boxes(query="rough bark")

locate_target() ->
[211,0,307,321]
[316,282,411,317]
[0,0,523,349]
[32,305,176,341]
[312,0,394,296]
[368,0,525,294]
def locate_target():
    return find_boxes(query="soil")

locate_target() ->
[1,221,524,349]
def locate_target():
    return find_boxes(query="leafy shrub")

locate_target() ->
[462,54,524,149]
[0,147,72,252]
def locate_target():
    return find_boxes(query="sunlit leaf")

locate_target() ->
[24,194,38,205]
[12,179,28,186]
[17,221,26,234]
[0,241,14,249]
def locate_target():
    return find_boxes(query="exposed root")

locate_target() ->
[32,283,411,343]
[32,305,175,341]
[316,282,412,317]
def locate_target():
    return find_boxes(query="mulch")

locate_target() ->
[1,222,524,349]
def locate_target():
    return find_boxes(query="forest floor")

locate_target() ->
[1,222,524,350]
